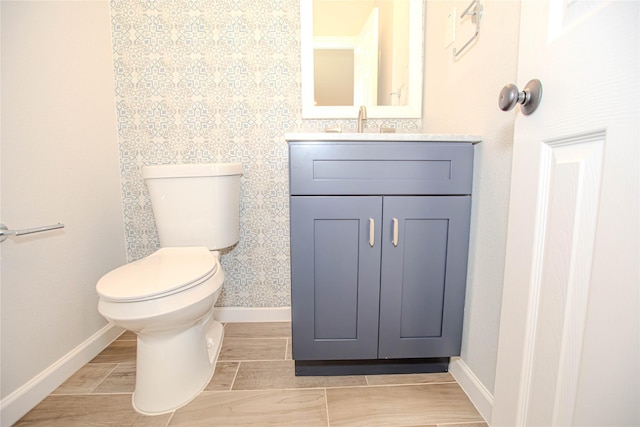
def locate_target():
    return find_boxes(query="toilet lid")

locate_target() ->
[96,247,217,302]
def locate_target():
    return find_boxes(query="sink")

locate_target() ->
[284,132,482,143]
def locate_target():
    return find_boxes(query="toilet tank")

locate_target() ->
[142,163,242,250]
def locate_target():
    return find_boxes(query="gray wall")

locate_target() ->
[422,1,521,395]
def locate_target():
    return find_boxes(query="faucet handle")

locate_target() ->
[357,105,367,133]
[324,126,342,133]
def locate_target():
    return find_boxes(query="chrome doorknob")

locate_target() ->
[499,79,543,115]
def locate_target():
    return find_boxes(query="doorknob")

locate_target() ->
[499,79,543,115]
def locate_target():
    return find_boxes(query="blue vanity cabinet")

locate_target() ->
[289,196,383,360]
[288,140,474,373]
[377,195,471,359]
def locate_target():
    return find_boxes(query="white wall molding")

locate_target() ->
[449,357,494,424]
[0,324,123,427]
[214,306,291,323]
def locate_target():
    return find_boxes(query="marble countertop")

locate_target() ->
[284,133,482,143]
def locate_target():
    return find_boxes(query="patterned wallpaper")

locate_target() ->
[110,0,421,307]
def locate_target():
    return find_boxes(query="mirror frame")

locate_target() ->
[301,0,424,119]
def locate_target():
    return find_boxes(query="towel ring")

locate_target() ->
[453,0,483,58]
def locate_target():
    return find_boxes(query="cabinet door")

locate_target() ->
[378,196,471,359]
[290,196,382,360]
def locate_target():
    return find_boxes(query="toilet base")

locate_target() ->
[131,316,224,415]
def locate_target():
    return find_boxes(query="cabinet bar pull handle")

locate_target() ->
[392,218,399,247]
[369,218,375,247]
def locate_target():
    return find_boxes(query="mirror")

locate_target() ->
[301,0,424,119]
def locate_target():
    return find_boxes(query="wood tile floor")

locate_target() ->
[15,322,487,427]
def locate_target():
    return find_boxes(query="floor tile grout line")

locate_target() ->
[50,391,134,396]
[198,380,461,393]
[341,381,458,390]
[323,388,331,427]
[164,410,176,427]
[284,337,289,360]
[398,422,486,427]
[223,336,291,340]
[229,361,241,391]
[80,362,121,366]
[88,363,120,394]
[433,421,487,426]
[218,358,292,362]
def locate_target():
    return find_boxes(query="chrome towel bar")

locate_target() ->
[0,223,65,242]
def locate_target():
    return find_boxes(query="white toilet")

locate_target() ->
[96,163,242,415]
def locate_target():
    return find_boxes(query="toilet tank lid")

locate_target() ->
[142,163,243,179]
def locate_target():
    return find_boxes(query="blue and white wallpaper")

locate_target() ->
[110,0,421,307]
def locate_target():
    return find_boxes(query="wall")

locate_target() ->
[0,1,126,423]
[110,0,420,309]
[422,0,521,407]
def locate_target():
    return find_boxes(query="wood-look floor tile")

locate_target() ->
[169,389,328,426]
[116,330,136,341]
[326,383,483,427]
[366,372,456,386]
[233,360,367,390]
[52,363,117,394]
[204,361,239,391]
[14,394,170,426]
[20,323,485,427]
[218,337,287,361]
[90,340,136,364]
[92,363,136,393]
[223,322,291,338]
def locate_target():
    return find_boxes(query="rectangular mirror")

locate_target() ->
[301,0,424,119]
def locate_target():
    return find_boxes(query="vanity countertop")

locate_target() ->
[285,133,482,144]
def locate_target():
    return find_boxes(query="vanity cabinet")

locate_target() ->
[288,138,475,374]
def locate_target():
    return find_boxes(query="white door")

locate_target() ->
[492,1,639,426]
[353,7,379,106]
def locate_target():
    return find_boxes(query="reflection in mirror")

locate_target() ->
[301,0,424,119]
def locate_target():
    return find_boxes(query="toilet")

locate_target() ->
[96,163,242,415]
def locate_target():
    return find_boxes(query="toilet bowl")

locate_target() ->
[97,247,224,415]
[96,162,242,415]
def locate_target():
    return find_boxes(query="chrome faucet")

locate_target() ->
[357,105,367,133]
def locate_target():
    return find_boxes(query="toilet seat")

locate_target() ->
[97,247,218,302]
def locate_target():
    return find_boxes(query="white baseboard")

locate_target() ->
[214,306,291,323]
[0,323,124,427]
[449,357,494,424]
